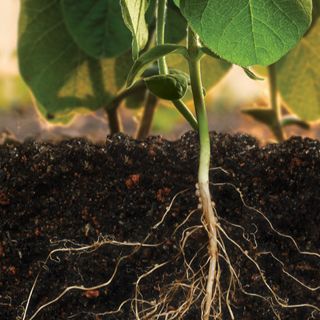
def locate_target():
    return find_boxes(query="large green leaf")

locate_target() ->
[120,0,149,60]
[18,0,132,118]
[177,0,312,66]
[276,9,320,121]
[61,0,131,58]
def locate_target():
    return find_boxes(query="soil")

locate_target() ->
[0,131,319,320]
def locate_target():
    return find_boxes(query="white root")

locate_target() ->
[21,237,162,320]
[198,181,220,320]
[19,181,320,320]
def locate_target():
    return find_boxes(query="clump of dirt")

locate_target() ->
[0,131,319,319]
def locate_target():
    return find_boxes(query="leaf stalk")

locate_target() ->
[268,64,285,142]
[156,0,169,74]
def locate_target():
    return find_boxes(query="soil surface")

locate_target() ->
[0,131,319,320]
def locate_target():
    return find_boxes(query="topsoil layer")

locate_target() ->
[0,131,319,320]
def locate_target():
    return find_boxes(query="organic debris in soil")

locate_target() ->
[0,132,319,319]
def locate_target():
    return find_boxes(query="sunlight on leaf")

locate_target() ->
[177,0,312,66]
[120,0,149,60]
[18,0,132,118]
[61,0,131,58]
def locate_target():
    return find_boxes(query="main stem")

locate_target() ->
[188,28,218,320]
[157,0,169,75]
[268,64,285,142]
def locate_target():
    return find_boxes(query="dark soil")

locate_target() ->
[0,131,319,320]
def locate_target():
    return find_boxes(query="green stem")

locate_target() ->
[268,64,285,142]
[104,80,146,134]
[187,27,218,320]
[106,108,122,134]
[156,0,198,130]
[187,30,210,184]
[136,93,158,140]
[157,0,169,74]
[88,59,123,134]
[172,100,199,130]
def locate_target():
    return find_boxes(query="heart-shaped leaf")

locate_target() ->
[18,0,132,118]
[177,0,312,66]
[61,0,132,58]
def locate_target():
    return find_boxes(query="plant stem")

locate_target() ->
[106,108,122,134]
[136,92,158,140]
[173,100,199,130]
[268,64,285,142]
[104,80,146,134]
[156,0,198,130]
[187,27,218,320]
[87,59,123,134]
[157,0,169,74]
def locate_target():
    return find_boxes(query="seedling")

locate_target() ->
[17,0,320,319]
[121,1,315,316]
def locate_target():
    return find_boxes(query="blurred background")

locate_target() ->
[0,1,318,143]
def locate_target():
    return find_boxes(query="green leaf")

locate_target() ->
[276,11,320,121]
[127,44,188,86]
[61,0,131,58]
[18,0,132,117]
[120,0,149,60]
[177,0,312,66]
[145,73,189,100]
